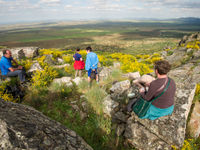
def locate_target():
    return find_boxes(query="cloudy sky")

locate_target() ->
[0,0,200,24]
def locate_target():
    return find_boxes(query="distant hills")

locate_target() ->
[172,17,200,24]
[1,17,200,27]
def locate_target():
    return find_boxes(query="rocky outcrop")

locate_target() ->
[0,47,39,59]
[178,32,200,46]
[0,99,93,150]
[164,32,200,68]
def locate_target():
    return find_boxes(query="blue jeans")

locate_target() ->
[7,70,26,82]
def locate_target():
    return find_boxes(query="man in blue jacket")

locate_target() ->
[0,50,25,83]
[85,46,99,83]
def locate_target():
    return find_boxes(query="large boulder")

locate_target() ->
[0,99,93,150]
[122,65,197,150]
[124,81,196,150]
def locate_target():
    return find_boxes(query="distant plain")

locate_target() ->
[0,20,200,54]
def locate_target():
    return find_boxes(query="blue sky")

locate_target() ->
[0,0,200,24]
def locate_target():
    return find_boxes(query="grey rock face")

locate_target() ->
[166,50,186,65]
[0,99,93,150]
[103,95,119,117]
[110,80,131,100]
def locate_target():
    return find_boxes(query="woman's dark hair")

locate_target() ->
[76,48,80,52]
[86,46,92,51]
[154,60,171,75]
[3,50,8,55]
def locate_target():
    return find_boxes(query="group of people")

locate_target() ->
[73,46,99,83]
[0,46,99,85]
[0,47,176,120]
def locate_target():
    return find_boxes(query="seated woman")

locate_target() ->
[138,60,176,120]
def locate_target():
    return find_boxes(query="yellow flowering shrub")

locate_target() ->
[79,50,87,60]
[106,53,153,75]
[136,54,150,59]
[186,41,200,50]
[18,59,33,70]
[151,57,162,63]
[37,55,47,68]
[40,48,67,58]
[98,55,113,66]
[63,55,73,64]
[0,82,18,102]
[195,83,200,96]
[31,66,58,88]
[172,139,199,150]
[165,48,171,52]
[64,65,74,75]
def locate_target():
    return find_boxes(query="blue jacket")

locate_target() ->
[85,52,99,71]
[0,56,13,75]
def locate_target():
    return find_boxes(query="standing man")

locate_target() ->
[85,46,99,83]
[0,50,26,83]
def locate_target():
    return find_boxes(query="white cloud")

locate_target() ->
[65,5,73,8]
[129,6,143,11]
[39,0,61,4]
